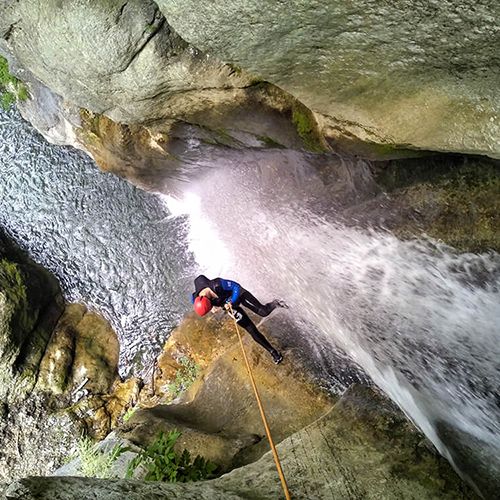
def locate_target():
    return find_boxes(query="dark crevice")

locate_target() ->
[119,11,166,74]
[116,2,129,23]
[3,20,21,42]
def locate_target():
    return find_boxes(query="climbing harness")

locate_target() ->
[228,304,291,500]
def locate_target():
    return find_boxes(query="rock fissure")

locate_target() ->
[116,2,129,24]
[121,15,166,76]
[2,21,20,43]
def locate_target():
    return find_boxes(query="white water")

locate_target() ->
[165,159,500,488]
[0,107,195,374]
[2,104,499,488]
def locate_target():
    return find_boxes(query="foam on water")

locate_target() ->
[165,159,500,488]
[0,107,194,374]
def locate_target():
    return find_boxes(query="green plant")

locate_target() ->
[0,55,29,110]
[227,63,242,76]
[74,436,124,478]
[292,107,325,152]
[1,91,16,110]
[123,405,138,423]
[167,356,200,398]
[126,430,217,482]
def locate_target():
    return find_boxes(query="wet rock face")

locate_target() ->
[0,393,76,484]
[0,233,137,479]
[159,0,500,157]
[0,296,137,481]
[0,234,63,402]
[5,0,497,157]
[359,156,500,252]
[73,88,325,190]
[217,385,480,499]
[0,234,70,482]
[121,313,335,471]
[38,304,120,396]
[4,385,478,499]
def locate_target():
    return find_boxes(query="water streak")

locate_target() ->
[166,159,500,488]
[0,107,193,374]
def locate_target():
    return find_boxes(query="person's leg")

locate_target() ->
[239,290,281,317]
[235,307,282,363]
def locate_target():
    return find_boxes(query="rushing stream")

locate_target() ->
[1,107,499,490]
[0,107,195,373]
[165,157,500,490]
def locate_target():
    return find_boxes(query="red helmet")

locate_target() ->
[194,296,212,316]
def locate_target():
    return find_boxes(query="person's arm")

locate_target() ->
[219,278,241,305]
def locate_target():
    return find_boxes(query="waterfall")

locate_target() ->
[164,158,500,489]
[1,104,499,489]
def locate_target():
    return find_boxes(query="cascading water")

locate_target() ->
[0,107,195,374]
[1,103,499,491]
[164,159,500,491]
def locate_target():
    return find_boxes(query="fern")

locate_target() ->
[126,430,217,482]
[75,436,124,478]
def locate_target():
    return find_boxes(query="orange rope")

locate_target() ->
[228,305,291,500]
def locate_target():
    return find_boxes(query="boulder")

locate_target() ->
[36,303,141,439]
[6,1,496,159]
[37,303,120,396]
[159,0,500,157]
[4,385,478,499]
[0,0,253,123]
[121,313,335,470]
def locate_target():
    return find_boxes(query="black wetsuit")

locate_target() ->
[192,275,279,355]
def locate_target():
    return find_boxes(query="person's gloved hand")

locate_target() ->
[230,309,243,322]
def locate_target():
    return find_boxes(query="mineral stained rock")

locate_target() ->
[159,0,500,157]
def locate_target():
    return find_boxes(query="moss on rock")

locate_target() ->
[375,157,500,253]
[0,237,63,402]
[0,56,29,110]
[291,105,328,153]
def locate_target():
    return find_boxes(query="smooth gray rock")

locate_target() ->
[159,0,500,157]
[4,385,478,499]
[0,0,253,123]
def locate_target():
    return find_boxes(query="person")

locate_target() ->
[191,275,287,364]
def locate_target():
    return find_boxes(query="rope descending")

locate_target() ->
[228,304,291,500]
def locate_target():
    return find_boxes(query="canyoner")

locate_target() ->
[191,274,287,364]
[191,274,292,497]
